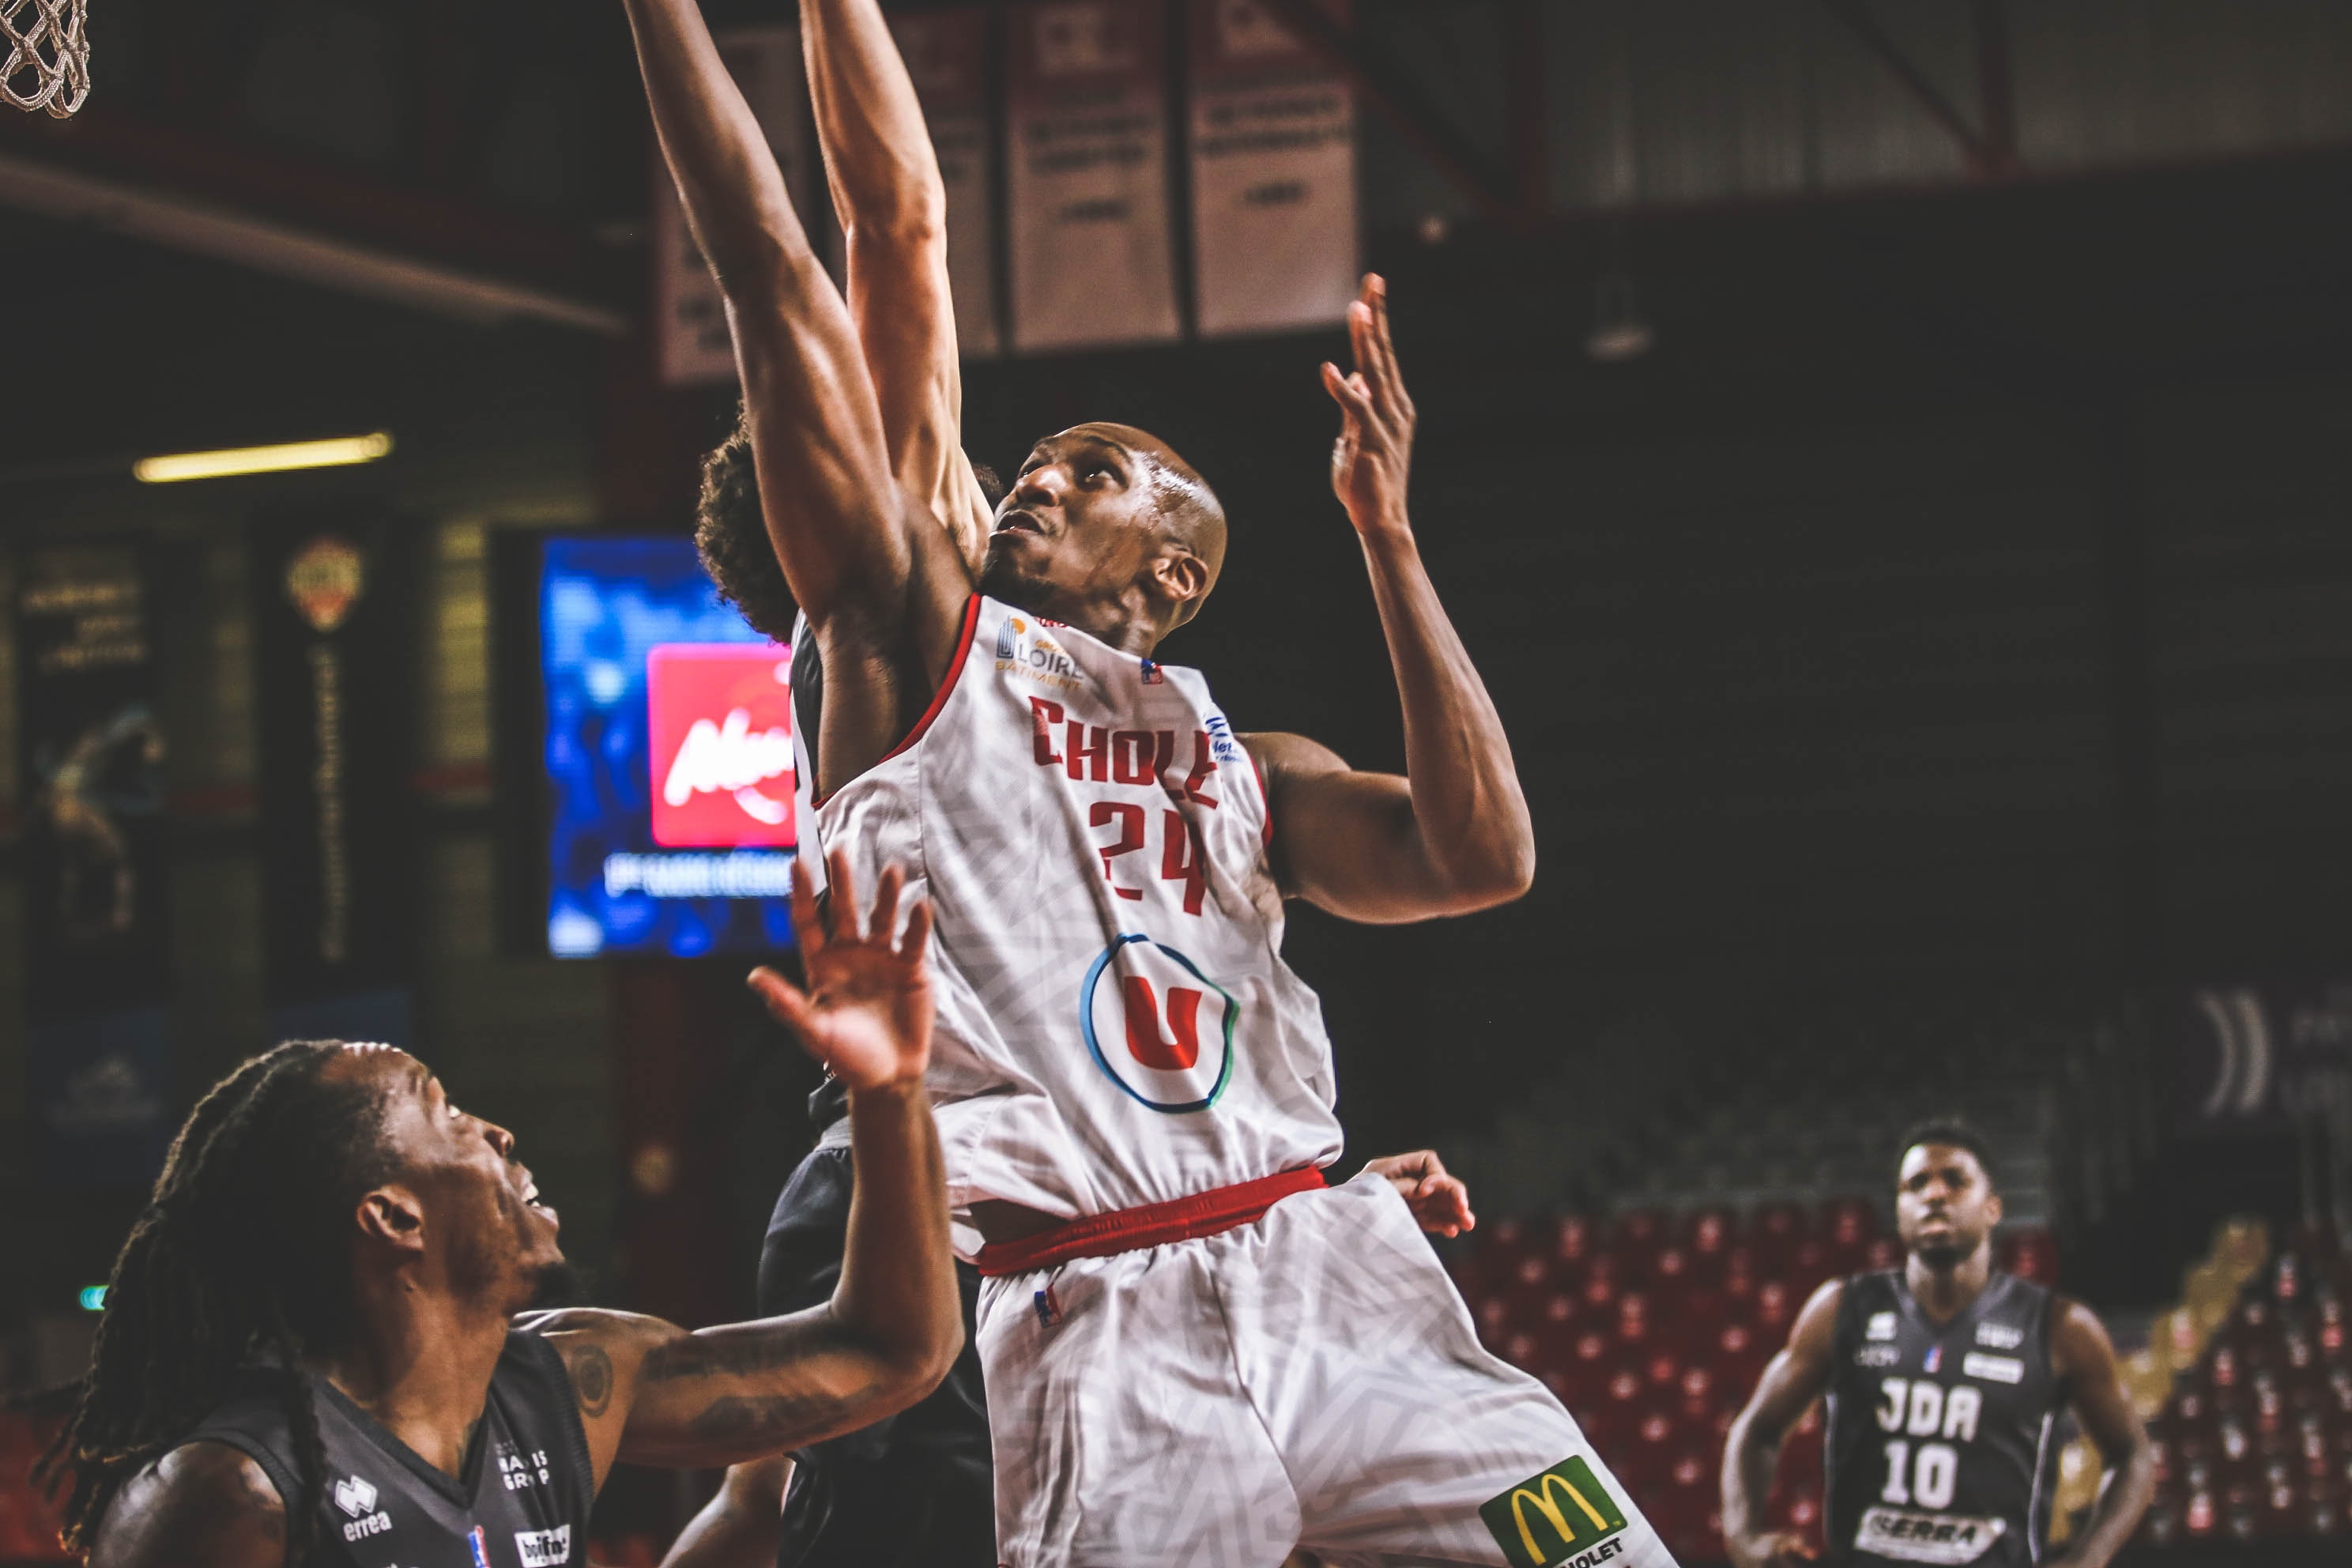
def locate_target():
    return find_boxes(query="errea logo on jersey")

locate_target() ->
[1080,934,1238,1113]
[646,643,796,848]
[333,1473,391,1541]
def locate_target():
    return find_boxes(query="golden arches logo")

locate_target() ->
[1511,1472,1608,1559]
[1479,1456,1626,1568]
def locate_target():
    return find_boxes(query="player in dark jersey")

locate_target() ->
[43,855,961,1568]
[1721,1122,2153,1568]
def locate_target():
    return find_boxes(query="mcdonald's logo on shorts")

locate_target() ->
[1479,1455,1628,1568]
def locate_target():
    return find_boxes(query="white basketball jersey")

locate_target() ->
[819,594,1343,1219]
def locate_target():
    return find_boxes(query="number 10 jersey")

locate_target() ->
[816,594,1344,1226]
[1825,1270,2065,1567]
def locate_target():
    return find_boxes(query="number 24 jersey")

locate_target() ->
[816,595,1344,1224]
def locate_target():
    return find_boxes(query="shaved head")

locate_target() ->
[981,420,1229,650]
[1068,424,1226,618]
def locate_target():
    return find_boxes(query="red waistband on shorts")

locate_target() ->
[973,1166,1327,1278]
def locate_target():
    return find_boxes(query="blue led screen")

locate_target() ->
[541,536,798,958]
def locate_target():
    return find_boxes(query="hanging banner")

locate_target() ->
[1008,0,1181,352]
[251,517,417,1008]
[1188,0,1357,337]
[655,24,828,386]
[892,6,1003,359]
[13,545,170,1027]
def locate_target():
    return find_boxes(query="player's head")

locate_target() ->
[699,403,1005,640]
[41,1042,561,1554]
[978,424,1227,650]
[1893,1118,2002,1272]
[697,404,798,642]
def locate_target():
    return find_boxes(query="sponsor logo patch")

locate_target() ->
[1479,1455,1627,1568]
[332,1476,378,1519]
[1856,1505,2007,1565]
[514,1525,572,1567]
[1974,1321,2023,1349]
[1962,1351,2024,1384]
[1854,1343,1902,1367]
[994,616,1082,692]
[1866,1311,1898,1342]
[1079,933,1238,1114]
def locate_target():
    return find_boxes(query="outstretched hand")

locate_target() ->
[1364,1148,1475,1238]
[1321,273,1417,536]
[748,850,933,1092]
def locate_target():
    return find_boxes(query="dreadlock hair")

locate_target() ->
[38,1040,398,1556]
[695,401,1004,644]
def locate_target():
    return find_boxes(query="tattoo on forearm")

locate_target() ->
[567,1345,613,1417]
[683,1391,846,1447]
[641,1332,809,1382]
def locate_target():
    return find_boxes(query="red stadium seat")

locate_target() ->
[1751,1202,1808,1263]
[1500,1250,1555,1321]
[1475,1294,1510,1348]
[1551,1213,1598,1274]
[1615,1208,1666,1254]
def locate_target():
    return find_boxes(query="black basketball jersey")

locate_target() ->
[1824,1270,2064,1568]
[183,1329,594,1568]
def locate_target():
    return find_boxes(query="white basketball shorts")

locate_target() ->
[978,1169,1680,1568]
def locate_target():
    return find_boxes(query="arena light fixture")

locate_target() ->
[133,431,395,484]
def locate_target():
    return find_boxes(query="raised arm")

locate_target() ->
[1243,275,1536,923]
[540,854,959,1479]
[801,0,992,564]
[1721,1280,1841,1568]
[2046,1299,2154,1568]
[619,0,967,667]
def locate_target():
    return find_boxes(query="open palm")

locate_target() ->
[748,850,933,1092]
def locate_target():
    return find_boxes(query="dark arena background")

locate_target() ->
[2,2,2350,1564]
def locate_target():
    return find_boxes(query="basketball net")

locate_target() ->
[3,0,89,117]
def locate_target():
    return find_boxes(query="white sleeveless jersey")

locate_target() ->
[819,594,1342,1219]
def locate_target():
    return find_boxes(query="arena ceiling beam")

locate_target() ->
[1252,0,1525,223]
[1818,0,2022,180]
[0,110,630,334]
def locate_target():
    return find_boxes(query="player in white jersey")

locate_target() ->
[620,2,1671,1563]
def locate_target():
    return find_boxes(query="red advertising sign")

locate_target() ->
[646,643,797,848]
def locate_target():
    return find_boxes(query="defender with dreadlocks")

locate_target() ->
[43,854,959,1568]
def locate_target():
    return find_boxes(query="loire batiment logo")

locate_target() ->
[646,643,796,847]
[1479,1455,1627,1568]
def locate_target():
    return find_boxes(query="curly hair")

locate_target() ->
[696,405,799,642]
[39,1041,397,1555]
[696,402,1002,643]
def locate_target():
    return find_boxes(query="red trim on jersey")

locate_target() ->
[1247,747,1274,848]
[973,1166,1326,1278]
[813,594,982,808]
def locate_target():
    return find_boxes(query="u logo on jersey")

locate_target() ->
[1080,934,1237,1112]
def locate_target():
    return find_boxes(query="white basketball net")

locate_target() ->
[2,0,89,117]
